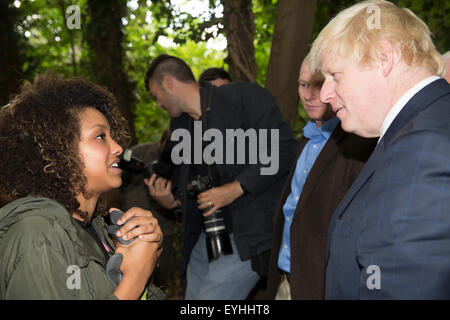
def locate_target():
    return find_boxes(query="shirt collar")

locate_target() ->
[303,116,339,140]
[378,76,440,143]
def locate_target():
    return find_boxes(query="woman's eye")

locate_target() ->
[96,133,106,140]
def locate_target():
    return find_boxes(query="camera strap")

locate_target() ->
[199,84,222,185]
[199,84,233,233]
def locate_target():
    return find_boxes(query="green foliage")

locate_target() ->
[11,0,228,144]
[253,0,276,85]
[123,2,226,143]
[145,0,224,46]
[0,1,30,104]
[394,0,450,53]
[9,0,449,144]
[122,0,279,140]
[18,0,90,79]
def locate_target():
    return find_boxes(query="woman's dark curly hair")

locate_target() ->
[0,72,131,221]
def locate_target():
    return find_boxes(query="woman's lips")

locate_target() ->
[109,162,122,172]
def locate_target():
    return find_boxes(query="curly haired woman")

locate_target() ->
[0,73,162,299]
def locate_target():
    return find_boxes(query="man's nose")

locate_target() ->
[304,88,316,101]
[320,78,335,104]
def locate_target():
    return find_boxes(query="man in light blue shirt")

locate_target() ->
[277,117,338,273]
[277,57,337,280]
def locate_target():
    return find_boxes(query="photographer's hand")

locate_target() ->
[197,180,244,217]
[145,174,180,209]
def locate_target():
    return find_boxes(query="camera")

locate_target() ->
[118,147,183,221]
[118,148,173,180]
[187,174,233,261]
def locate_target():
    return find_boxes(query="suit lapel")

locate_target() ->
[323,133,384,267]
[333,138,384,220]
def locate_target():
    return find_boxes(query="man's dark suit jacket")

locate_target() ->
[324,79,450,299]
[265,125,376,299]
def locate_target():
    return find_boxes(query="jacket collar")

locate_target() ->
[69,215,108,268]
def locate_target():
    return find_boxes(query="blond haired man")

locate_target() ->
[310,0,450,299]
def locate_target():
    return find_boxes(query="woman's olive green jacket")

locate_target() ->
[0,196,118,299]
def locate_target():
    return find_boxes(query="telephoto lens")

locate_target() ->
[187,175,233,261]
[201,206,233,261]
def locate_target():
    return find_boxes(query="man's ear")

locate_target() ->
[379,40,395,77]
[161,75,174,92]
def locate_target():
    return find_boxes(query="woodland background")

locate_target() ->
[2,0,449,144]
[1,0,449,299]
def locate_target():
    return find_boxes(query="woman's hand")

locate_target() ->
[109,207,163,249]
[113,239,159,300]
[144,174,180,209]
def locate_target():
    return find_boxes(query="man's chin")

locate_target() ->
[339,119,353,134]
[340,123,367,137]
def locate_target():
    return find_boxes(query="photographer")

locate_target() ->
[144,54,298,300]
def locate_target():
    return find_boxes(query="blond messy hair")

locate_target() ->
[303,52,326,83]
[309,0,444,76]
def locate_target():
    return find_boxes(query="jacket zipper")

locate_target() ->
[82,267,96,299]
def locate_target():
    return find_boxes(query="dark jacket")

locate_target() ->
[265,125,376,299]
[0,196,117,299]
[171,82,298,282]
[325,79,450,299]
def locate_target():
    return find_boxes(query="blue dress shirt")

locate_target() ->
[278,117,339,273]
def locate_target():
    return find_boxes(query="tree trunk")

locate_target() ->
[0,0,25,105]
[265,0,318,130]
[222,0,258,82]
[86,0,137,144]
